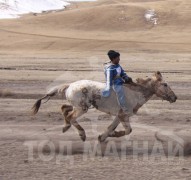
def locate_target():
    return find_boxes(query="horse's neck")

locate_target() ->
[142,88,154,103]
[139,89,153,105]
[124,83,154,106]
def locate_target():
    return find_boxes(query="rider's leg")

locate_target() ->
[113,84,129,113]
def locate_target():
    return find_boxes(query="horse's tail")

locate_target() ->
[31,84,69,115]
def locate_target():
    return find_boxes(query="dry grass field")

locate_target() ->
[0,0,191,179]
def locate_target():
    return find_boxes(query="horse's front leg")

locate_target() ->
[98,115,120,142]
[109,114,132,138]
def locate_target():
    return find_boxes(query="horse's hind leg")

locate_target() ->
[61,104,73,133]
[67,108,86,141]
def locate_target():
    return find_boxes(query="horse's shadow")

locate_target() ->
[31,138,190,157]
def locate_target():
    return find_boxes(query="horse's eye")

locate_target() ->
[163,83,167,87]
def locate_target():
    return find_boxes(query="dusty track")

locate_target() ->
[1,28,191,45]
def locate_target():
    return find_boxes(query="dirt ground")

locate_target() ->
[0,0,191,179]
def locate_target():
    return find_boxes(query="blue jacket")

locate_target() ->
[102,62,129,97]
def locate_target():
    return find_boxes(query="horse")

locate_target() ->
[32,71,177,142]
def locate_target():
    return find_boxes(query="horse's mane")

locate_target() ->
[123,78,152,92]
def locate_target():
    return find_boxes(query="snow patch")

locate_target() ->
[0,0,96,19]
[144,9,158,25]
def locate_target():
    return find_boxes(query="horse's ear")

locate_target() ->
[136,78,151,84]
[136,78,144,84]
[153,71,163,81]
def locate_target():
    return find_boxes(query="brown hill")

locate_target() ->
[0,0,190,53]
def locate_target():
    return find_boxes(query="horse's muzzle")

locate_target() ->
[169,95,177,103]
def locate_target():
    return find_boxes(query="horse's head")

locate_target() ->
[152,71,177,103]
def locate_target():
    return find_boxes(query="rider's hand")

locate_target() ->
[124,77,133,84]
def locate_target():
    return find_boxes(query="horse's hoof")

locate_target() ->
[62,125,71,133]
[130,128,132,133]
[98,135,105,143]
[98,135,101,142]
[62,127,68,133]
[80,134,86,142]
[62,127,67,133]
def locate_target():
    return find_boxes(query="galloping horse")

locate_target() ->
[32,71,177,142]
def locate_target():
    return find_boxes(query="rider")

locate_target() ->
[102,50,133,114]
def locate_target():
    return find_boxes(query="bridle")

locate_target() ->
[154,82,173,101]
